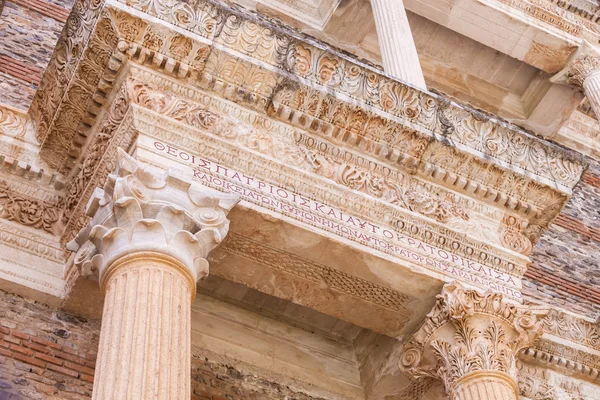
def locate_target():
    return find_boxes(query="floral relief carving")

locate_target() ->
[400,283,547,394]
[542,310,600,351]
[14,0,586,310]
[0,181,62,234]
[518,363,591,400]
[68,148,239,284]
[0,106,29,139]
[567,54,600,87]
[128,78,477,228]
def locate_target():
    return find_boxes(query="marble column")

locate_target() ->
[552,41,600,121]
[400,282,547,400]
[67,148,239,400]
[371,0,427,90]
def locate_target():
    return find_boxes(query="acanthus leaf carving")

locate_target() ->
[400,282,548,395]
[67,148,239,286]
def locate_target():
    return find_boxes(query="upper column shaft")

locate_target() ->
[371,0,427,90]
[583,71,600,121]
[92,252,193,400]
[451,371,518,400]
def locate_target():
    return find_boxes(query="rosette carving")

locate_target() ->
[67,148,239,285]
[400,282,548,397]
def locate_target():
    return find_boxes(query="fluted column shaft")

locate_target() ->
[583,71,600,121]
[450,371,518,400]
[68,149,238,399]
[92,252,194,400]
[371,0,426,90]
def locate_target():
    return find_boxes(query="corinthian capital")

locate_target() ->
[400,282,548,396]
[67,148,240,288]
[553,41,600,87]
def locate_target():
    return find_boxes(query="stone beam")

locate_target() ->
[17,0,586,305]
[404,0,583,73]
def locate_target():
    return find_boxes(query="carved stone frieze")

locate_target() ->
[518,362,599,400]
[9,0,585,307]
[220,232,413,314]
[61,78,139,250]
[523,340,600,381]
[32,0,584,193]
[67,148,239,291]
[30,6,124,173]
[0,105,31,141]
[133,108,526,297]
[0,181,62,235]
[0,105,64,186]
[126,67,543,262]
[400,282,547,395]
[543,310,600,351]
[515,306,600,384]
[50,67,537,300]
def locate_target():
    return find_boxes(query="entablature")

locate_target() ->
[3,0,584,303]
[29,0,586,196]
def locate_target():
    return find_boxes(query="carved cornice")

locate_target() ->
[45,71,537,300]
[31,0,585,194]
[29,4,125,173]
[126,65,563,244]
[543,309,600,351]
[4,0,586,305]
[15,0,582,268]
[400,282,547,393]
[67,148,239,287]
[520,309,600,382]
[133,105,527,294]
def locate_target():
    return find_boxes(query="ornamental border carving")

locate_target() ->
[51,69,543,294]
[219,232,413,314]
[31,0,585,194]
[131,105,525,291]
[125,67,538,258]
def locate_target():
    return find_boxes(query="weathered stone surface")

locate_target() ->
[191,358,327,400]
[3,0,600,399]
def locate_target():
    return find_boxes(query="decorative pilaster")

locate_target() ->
[400,283,547,400]
[67,148,239,400]
[371,0,427,90]
[553,41,600,121]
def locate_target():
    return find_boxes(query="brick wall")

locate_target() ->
[0,0,72,110]
[0,290,98,399]
[526,159,600,317]
[0,290,334,399]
